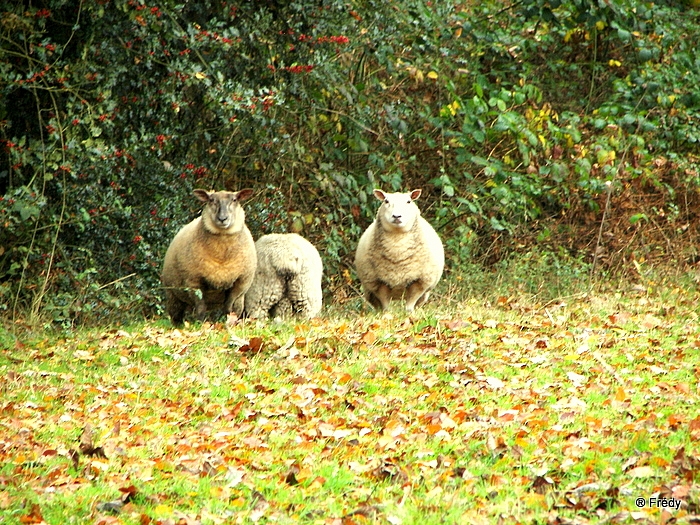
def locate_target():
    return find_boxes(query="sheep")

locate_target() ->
[354,188,444,312]
[244,233,323,320]
[161,188,257,326]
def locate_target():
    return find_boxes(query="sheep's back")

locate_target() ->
[258,233,322,277]
[245,233,323,318]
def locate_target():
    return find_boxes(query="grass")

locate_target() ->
[2,264,700,524]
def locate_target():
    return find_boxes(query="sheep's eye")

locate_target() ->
[384,199,389,204]
[406,200,411,204]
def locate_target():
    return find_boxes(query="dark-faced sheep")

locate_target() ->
[354,189,444,312]
[161,189,257,326]
[244,233,323,320]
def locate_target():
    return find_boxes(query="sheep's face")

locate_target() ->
[194,188,254,233]
[373,189,422,232]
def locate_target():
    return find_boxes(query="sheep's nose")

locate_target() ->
[392,214,402,220]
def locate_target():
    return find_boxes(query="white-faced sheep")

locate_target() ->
[244,233,323,320]
[161,188,257,326]
[354,188,444,312]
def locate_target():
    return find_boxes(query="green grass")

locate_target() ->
[2,270,700,524]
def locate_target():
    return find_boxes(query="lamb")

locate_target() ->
[161,188,257,326]
[244,233,323,319]
[354,188,444,312]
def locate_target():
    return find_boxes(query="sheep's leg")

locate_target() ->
[194,294,209,320]
[166,293,188,327]
[224,279,250,316]
[290,298,310,318]
[404,281,429,312]
[275,298,294,318]
[186,278,211,320]
[413,290,431,310]
[364,289,382,310]
[370,283,393,310]
[223,289,244,315]
[246,305,268,320]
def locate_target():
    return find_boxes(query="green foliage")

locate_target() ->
[1,0,699,324]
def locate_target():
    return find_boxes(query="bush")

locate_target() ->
[1,0,699,325]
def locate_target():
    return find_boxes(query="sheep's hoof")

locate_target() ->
[225,312,239,326]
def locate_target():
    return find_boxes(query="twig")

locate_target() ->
[587,88,647,290]
[311,107,380,136]
[97,273,136,291]
[588,180,613,292]
[478,0,526,22]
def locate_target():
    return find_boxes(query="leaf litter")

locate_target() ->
[2,293,700,524]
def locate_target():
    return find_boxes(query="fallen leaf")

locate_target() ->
[689,417,700,432]
[484,376,505,389]
[239,336,264,353]
[79,424,108,458]
[567,372,587,387]
[361,331,377,344]
[284,463,300,486]
[628,465,655,478]
[641,314,662,330]
[19,503,44,524]
[614,387,628,402]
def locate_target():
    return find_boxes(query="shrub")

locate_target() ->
[1,0,699,324]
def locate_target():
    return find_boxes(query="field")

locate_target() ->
[2,277,700,525]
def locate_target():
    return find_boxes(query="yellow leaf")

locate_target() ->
[194,71,206,80]
[209,486,225,498]
[296,467,313,482]
[608,59,622,67]
[426,486,443,499]
[154,504,172,515]
[427,71,438,80]
[523,492,547,508]
[615,386,627,402]
[307,476,326,490]
[361,330,376,344]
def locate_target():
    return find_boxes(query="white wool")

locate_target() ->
[245,233,323,319]
[354,189,444,312]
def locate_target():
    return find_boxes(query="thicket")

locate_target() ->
[1,0,699,325]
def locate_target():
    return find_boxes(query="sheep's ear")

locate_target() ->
[373,189,387,201]
[409,189,422,201]
[193,189,211,203]
[236,188,254,202]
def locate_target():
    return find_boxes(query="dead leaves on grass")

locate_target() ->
[3,301,700,523]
